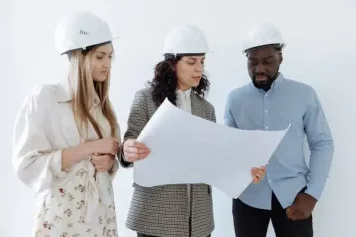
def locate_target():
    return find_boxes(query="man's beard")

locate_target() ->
[252,71,279,92]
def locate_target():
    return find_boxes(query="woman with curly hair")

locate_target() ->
[118,25,265,237]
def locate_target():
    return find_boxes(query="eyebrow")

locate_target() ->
[249,56,274,61]
[96,51,114,55]
[187,57,206,60]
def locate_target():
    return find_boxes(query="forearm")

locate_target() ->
[305,142,334,200]
[62,142,93,170]
[303,90,334,200]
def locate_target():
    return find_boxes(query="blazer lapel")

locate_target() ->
[190,91,206,119]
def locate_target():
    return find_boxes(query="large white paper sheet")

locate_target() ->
[134,98,289,198]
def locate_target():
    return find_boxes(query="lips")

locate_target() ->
[254,73,270,82]
[255,75,267,81]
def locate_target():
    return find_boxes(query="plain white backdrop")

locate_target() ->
[1,0,356,236]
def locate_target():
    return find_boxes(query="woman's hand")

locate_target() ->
[88,137,120,156]
[123,139,150,162]
[61,137,119,170]
[91,154,116,172]
[251,166,266,184]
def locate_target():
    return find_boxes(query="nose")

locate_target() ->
[255,63,266,74]
[103,58,111,69]
[195,62,204,72]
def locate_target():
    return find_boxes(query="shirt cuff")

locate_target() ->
[304,183,322,201]
[48,150,68,179]
[118,145,133,168]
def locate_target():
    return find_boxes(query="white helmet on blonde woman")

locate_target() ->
[54,11,118,55]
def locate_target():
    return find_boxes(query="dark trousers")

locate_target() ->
[137,234,211,237]
[233,190,313,237]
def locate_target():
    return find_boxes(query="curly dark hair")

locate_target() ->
[146,55,210,107]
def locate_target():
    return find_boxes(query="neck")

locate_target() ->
[177,83,191,92]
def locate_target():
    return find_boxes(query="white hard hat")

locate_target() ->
[54,11,118,55]
[163,24,210,56]
[242,23,286,53]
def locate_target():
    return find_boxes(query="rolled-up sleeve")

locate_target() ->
[12,86,67,194]
[304,89,334,200]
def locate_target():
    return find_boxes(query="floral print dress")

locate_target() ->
[12,83,120,237]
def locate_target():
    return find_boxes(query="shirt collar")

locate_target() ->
[176,88,192,99]
[271,72,284,90]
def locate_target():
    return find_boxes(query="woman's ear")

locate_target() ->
[172,62,177,71]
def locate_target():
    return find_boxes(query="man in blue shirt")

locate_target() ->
[225,23,334,237]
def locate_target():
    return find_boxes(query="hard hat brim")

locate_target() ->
[60,36,120,55]
[243,43,286,54]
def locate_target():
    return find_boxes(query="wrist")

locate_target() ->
[121,146,131,163]
[79,142,94,158]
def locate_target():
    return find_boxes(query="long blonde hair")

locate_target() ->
[68,44,118,139]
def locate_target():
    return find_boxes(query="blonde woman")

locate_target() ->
[13,12,120,237]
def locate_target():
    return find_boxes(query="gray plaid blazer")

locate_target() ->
[118,87,216,237]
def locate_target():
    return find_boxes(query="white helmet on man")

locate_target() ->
[54,11,118,55]
[242,23,286,54]
[163,24,210,56]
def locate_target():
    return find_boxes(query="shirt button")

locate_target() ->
[268,180,272,184]
[265,126,268,129]
[265,94,268,97]
[265,110,268,113]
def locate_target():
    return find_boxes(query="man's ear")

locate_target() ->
[279,52,283,65]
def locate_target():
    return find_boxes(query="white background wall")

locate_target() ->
[1,0,356,236]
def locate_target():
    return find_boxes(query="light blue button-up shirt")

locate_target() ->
[224,73,334,210]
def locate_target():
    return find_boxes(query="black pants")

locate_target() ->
[137,234,211,237]
[233,190,313,237]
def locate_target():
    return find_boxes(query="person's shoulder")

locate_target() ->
[227,83,254,101]
[136,86,154,96]
[25,84,58,105]
[283,78,316,95]
[284,78,314,90]
[18,83,58,116]
[132,87,154,103]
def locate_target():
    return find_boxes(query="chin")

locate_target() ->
[93,77,107,82]
[192,81,201,88]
